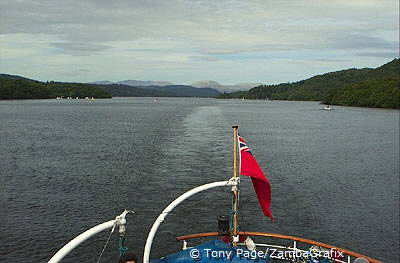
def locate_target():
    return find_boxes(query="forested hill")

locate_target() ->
[220,59,400,108]
[323,59,399,108]
[0,75,112,99]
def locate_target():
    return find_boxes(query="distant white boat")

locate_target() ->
[324,105,332,110]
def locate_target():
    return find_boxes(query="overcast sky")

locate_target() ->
[0,0,398,85]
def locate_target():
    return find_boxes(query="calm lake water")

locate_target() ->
[0,98,399,262]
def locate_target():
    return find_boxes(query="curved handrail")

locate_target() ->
[48,210,131,263]
[143,180,236,263]
[175,231,382,263]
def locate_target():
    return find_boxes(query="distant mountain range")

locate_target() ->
[0,74,221,99]
[220,58,400,109]
[92,80,174,87]
[91,79,260,92]
[99,84,220,97]
[190,80,261,92]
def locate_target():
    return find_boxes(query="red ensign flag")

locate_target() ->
[238,134,273,219]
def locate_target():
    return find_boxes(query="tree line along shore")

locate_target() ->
[220,58,399,109]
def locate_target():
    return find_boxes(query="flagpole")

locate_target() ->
[232,125,239,245]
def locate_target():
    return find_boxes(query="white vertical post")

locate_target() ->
[182,240,188,250]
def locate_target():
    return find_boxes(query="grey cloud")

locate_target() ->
[188,55,220,62]
[1,0,398,55]
[329,34,397,50]
[356,51,399,58]
[60,69,90,76]
[314,58,350,63]
[52,42,110,55]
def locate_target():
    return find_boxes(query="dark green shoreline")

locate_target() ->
[219,59,400,109]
